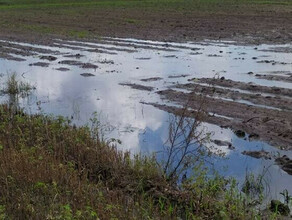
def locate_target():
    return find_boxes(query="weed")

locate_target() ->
[241,167,271,207]
[0,104,275,219]
[2,73,35,97]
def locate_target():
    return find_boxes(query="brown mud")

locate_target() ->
[80,73,95,77]
[173,83,292,111]
[142,77,292,150]
[57,60,98,69]
[275,155,292,175]
[255,74,292,83]
[0,53,26,61]
[241,151,292,175]
[119,83,154,91]
[242,150,272,160]
[168,74,190,79]
[56,40,138,53]
[29,62,50,67]
[140,77,162,82]
[259,46,292,53]
[211,139,234,150]
[189,78,292,97]
[1,1,292,46]
[40,55,57,61]
[0,41,60,56]
[55,67,70,72]
[145,101,292,150]
[58,60,83,66]
[53,43,118,55]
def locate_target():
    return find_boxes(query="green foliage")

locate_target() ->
[0,205,6,220]
[0,104,274,219]
[2,73,35,97]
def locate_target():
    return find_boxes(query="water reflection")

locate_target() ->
[0,38,292,199]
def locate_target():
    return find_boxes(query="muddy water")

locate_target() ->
[0,38,292,200]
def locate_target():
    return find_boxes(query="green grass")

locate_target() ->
[0,103,279,219]
[0,75,284,218]
[2,73,35,97]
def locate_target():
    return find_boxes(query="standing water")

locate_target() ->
[0,37,292,201]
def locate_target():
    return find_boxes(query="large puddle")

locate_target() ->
[0,37,292,200]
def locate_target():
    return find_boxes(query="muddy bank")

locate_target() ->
[173,83,292,111]
[0,45,36,57]
[141,77,162,82]
[255,74,292,83]
[211,139,234,150]
[29,62,50,67]
[242,150,272,160]
[169,74,190,79]
[53,43,119,55]
[0,53,26,61]
[55,67,70,72]
[40,55,57,61]
[57,60,98,69]
[55,40,138,53]
[119,83,154,91]
[259,46,292,53]
[0,41,60,56]
[189,78,292,97]
[145,85,292,150]
[1,0,292,46]
[242,151,292,175]
[276,155,292,175]
[80,73,95,77]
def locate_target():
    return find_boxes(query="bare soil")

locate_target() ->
[276,155,292,175]
[242,150,272,160]
[143,77,292,150]
[0,1,292,45]
[141,77,163,82]
[255,74,292,83]
[119,83,154,92]
[189,78,292,97]
[173,82,292,111]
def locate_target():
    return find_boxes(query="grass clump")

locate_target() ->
[3,73,35,97]
[0,104,277,219]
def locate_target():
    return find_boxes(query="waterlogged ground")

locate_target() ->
[0,37,292,200]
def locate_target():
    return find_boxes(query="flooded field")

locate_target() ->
[0,37,292,200]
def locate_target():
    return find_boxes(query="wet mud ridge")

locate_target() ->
[0,38,201,72]
[119,83,154,92]
[0,40,60,59]
[145,78,292,150]
[254,73,292,83]
[276,155,292,175]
